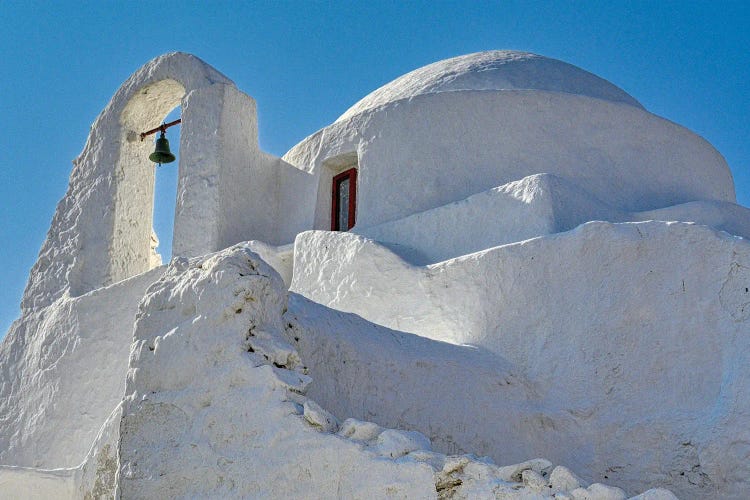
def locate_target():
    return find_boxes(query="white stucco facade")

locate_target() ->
[1,50,748,499]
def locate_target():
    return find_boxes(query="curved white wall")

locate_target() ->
[0,269,161,468]
[337,50,644,122]
[285,90,734,232]
[357,173,750,265]
[290,223,750,498]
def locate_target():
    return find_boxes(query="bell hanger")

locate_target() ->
[139,118,181,166]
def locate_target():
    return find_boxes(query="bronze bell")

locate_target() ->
[149,131,176,164]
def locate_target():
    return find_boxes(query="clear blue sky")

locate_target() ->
[1,1,748,336]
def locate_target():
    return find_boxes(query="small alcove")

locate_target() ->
[319,152,358,231]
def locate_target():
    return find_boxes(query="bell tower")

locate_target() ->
[20,53,258,311]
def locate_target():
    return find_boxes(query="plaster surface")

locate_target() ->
[290,221,750,498]
[285,90,733,233]
[337,50,644,122]
[357,173,750,264]
[0,268,162,469]
[2,49,748,499]
[117,245,674,499]
[21,53,233,311]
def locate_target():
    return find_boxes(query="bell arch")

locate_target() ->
[112,79,186,284]
[21,52,259,311]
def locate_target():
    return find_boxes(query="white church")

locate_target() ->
[1,51,749,499]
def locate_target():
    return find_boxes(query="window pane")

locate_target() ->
[338,177,349,230]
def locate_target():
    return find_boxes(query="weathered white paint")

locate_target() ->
[21,53,233,310]
[285,89,734,232]
[116,245,668,499]
[290,222,750,498]
[0,466,76,499]
[0,401,142,499]
[357,173,750,264]
[2,50,746,499]
[118,246,435,498]
[0,268,162,469]
[357,173,618,263]
[286,292,558,462]
[172,82,264,256]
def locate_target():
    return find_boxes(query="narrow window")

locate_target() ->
[331,167,357,231]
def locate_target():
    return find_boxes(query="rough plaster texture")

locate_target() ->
[0,268,161,469]
[280,50,733,245]
[285,293,563,461]
[116,246,671,499]
[357,173,750,264]
[172,83,316,253]
[0,246,682,499]
[169,80,313,255]
[20,51,313,313]
[633,200,750,240]
[2,50,748,499]
[21,52,233,311]
[358,173,620,263]
[0,402,126,499]
[0,466,77,498]
[119,246,435,498]
[273,153,319,244]
[113,78,185,285]
[290,221,750,498]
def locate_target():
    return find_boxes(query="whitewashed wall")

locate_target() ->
[0,268,161,469]
[2,50,742,499]
[118,247,439,499]
[357,173,750,264]
[284,90,734,234]
[357,173,621,263]
[290,222,750,499]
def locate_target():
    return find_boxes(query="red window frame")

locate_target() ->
[331,167,357,231]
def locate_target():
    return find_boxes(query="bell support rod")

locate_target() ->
[139,119,181,141]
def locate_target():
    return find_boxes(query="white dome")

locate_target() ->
[336,50,643,122]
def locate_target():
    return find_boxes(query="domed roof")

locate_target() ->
[336,51,643,122]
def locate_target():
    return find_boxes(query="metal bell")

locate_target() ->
[149,131,176,164]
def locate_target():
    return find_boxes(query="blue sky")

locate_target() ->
[1,1,748,336]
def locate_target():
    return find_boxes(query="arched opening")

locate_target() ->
[113,79,186,285]
[25,53,248,307]
[150,106,181,265]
